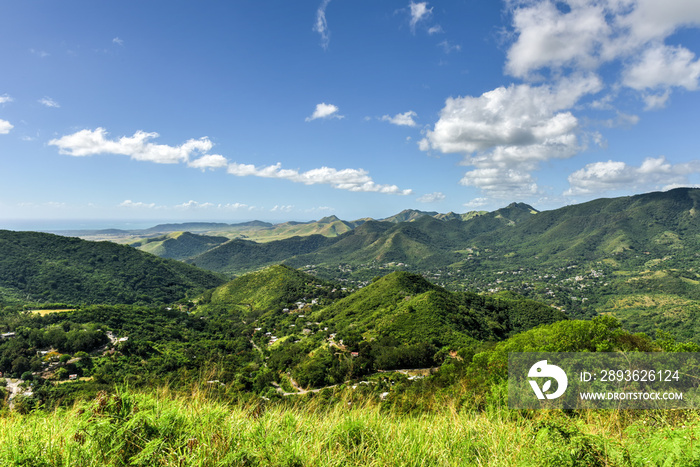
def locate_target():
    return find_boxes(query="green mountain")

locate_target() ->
[131,231,229,260]
[144,221,273,233]
[238,216,357,242]
[381,209,439,223]
[187,234,338,275]
[311,271,566,346]
[285,203,539,270]
[481,188,700,263]
[182,202,539,276]
[0,230,225,305]
[195,265,566,388]
[205,264,340,316]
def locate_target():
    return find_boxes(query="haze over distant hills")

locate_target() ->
[105,187,700,339]
[6,188,700,338]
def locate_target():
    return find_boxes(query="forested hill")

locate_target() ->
[479,187,700,263]
[0,230,226,305]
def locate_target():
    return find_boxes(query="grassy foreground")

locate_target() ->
[2,387,700,466]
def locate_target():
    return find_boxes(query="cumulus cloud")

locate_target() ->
[0,119,13,134]
[506,0,610,78]
[381,110,418,127]
[506,0,700,99]
[49,128,215,164]
[409,1,432,32]
[305,103,343,121]
[228,162,412,195]
[0,94,12,104]
[419,74,602,197]
[623,44,700,93]
[313,0,332,50]
[417,192,445,203]
[565,156,700,195]
[39,97,60,108]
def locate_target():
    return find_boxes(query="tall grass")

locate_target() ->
[1,386,700,466]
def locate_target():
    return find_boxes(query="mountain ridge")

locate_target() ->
[0,229,226,304]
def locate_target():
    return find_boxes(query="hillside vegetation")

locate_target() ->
[131,231,228,260]
[0,225,697,465]
[3,189,700,465]
[3,386,700,467]
[0,230,225,305]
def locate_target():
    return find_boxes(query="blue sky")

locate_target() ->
[2,0,700,228]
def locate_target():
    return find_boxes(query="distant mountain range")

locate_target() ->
[6,187,700,342]
[123,189,697,278]
[43,207,502,242]
[179,202,543,274]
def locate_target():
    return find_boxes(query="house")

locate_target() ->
[69,374,78,380]
[351,352,359,357]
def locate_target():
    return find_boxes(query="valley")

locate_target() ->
[45,187,700,340]
[2,188,700,465]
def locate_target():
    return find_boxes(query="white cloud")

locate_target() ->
[49,128,214,164]
[409,2,432,32]
[39,97,60,108]
[0,94,12,104]
[428,25,443,35]
[381,110,418,127]
[459,167,539,198]
[305,102,343,121]
[119,200,158,209]
[52,127,410,196]
[417,192,445,203]
[640,90,671,110]
[228,162,412,195]
[421,75,600,155]
[464,197,489,209]
[615,0,700,46]
[0,119,13,134]
[419,75,602,197]
[505,0,700,99]
[623,44,700,92]
[313,0,332,50]
[220,202,254,211]
[506,0,610,78]
[565,156,700,195]
[188,154,229,170]
[175,200,215,210]
[113,37,124,46]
